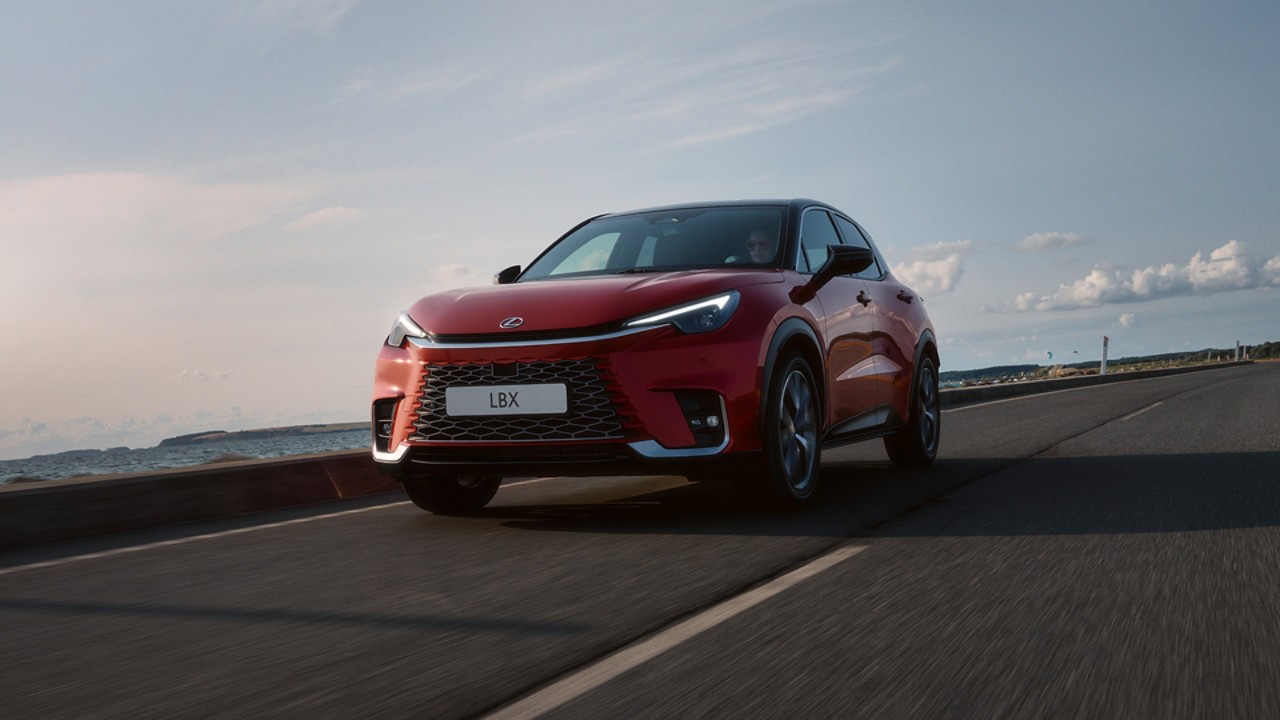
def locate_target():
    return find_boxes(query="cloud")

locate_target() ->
[423,263,487,291]
[1015,240,1280,311]
[0,173,307,249]
[251,0,362,33]
[1187,239,1255,291]
[911,240,972,261]
[283,206,365,231]
[0,172,309,306]
[507,36,904,150]
[893,254,963,295]
[1118,313,1137,328]
[179,369,239,382]
[1266,257,1280,285]
[335,62,488,107]
[1016,232,1089,251]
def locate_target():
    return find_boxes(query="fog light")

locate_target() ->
[372,400,398,453]
[673,391,726,448]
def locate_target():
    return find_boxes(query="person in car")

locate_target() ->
[727,229,778,264]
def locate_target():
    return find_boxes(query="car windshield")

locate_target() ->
[520,206,786,281]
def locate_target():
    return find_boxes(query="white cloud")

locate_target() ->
[1016,232,1089,251]
[1014,240,1279,311]
[424,263,486,291]
[1118,313,1137,328]
[283,206,365,231]
[911,240,973,261]
[1187,239,1254,292]
[893,254,963,295]
[1266,257,1280,285]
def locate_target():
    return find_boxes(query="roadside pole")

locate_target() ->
[1101,335,1109,375]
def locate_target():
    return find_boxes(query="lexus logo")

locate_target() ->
[499,317,524,329]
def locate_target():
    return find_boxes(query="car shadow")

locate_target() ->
[483,451,1280,538]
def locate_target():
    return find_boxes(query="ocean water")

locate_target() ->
[0,429,371,485]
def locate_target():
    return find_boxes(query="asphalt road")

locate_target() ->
[2,363,1277,719]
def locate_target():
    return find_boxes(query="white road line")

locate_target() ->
[501,477,557,487]
[1120,401,1164,421]
[0,502,409,578]
[0,478,567,578]
[943,383,1104,413]
[483,544,866,720]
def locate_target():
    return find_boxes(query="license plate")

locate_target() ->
[444,384,568,417]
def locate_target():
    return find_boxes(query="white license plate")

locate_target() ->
[444,384,568,417]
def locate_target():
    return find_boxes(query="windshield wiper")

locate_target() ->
[608,267,666,274]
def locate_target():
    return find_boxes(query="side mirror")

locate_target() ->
[493,265,521,285]
[790,245,874,303]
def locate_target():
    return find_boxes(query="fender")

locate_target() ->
[759,316,825,435]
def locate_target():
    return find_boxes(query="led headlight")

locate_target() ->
[386,311,428,347]
[624,291,740,334]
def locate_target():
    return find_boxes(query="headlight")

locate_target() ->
[624,291,740,334]
[386,311,428,347]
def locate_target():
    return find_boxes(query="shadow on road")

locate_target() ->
[481,451,1280,539]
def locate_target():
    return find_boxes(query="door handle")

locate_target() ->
[856,290,872,307]
[897,290,914,304]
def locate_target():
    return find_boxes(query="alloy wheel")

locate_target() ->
[778,369,819,491]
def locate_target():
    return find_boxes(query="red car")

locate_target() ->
[372,200,939,513]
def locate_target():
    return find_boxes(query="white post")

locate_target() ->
[1101,335,1109,375]
[1236,341,1241,362]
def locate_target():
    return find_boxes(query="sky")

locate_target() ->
[2,0,1278,459]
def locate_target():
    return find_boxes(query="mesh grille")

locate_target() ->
[410,359,630,442]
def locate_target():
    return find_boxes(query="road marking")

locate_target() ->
[943,383,1104,413]
[1120,401,1163,421]
[0,501,413,577]
[0,478,568,578]
[483,544,866,720]
[501,477,556,487]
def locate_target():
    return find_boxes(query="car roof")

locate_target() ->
[597,199,833,219]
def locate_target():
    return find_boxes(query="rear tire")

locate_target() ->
[402,476,501,515]
[736,353,821,510]
[884,356,940,468]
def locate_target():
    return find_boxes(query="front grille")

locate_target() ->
[410,359,630,442]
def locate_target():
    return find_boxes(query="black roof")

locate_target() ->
[599,199,832,219]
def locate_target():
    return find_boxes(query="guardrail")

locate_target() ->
[0,361,1253,551]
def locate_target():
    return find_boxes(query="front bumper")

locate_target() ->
[371,320,767,479]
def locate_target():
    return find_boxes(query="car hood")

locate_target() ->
[407,269,783,336]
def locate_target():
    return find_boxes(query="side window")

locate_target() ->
[798,210,841,274]
[834,216,884,280]
[548,232,619,275]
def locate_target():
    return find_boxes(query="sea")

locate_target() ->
[0,429,371,485]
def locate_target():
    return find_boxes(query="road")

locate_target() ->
[1,363,1277,719]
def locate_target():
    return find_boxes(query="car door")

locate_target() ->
[798,208,885,433]
[832,214,920,425]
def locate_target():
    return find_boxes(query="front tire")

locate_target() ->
[736,353,821,510]
[884,356,940,467]
[402,476,501,515]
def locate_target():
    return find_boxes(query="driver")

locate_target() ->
[727,229,778,264]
